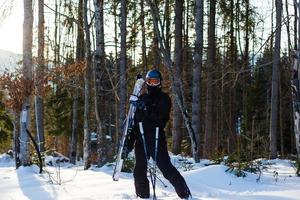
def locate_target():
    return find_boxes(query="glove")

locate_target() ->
[121,127,136,159]
[130,95,146,110]
[121,145,131,159]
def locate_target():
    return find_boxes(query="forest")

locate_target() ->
[0,0,299,172]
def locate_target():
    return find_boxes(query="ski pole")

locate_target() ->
[153,127,159,198]
[147,165,168,188]
[156,175,167,188]
[138,122,156,200]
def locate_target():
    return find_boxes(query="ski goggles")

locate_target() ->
[146,78,160,86]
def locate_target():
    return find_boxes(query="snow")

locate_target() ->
[1,153,300,200]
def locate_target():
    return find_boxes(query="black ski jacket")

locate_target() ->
[135,90,171,130]
[122,90,171,157]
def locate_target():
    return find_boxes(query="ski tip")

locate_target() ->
[136,74,143,79]
[112,173,120,181]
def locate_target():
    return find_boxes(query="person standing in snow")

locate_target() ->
[124,69,191,199]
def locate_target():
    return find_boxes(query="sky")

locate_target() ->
[0,0,287,55]
[0,0,23,54]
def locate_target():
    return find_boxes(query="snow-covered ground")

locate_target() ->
[1,153,300,200]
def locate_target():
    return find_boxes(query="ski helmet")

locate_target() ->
[145,69,162,95]
[145,69,162,87]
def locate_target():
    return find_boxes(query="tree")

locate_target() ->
[269,0,282,159]
[192,0,203,159]
[35,0,45,153]
[204,0,216,158]
[20,0,33,166]
[83,0,92,169]
[172,0,184,155]
[93,0,107,166]
[70,0,85,165]
[141,0,147,72]
[294,0,297,50]
[119,0,127,148]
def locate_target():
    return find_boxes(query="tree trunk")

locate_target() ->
[204,0,216,158]
[269,0,282,159]
[93,0,107,167]
[172,0,183,155]
[271,0,274,55]
[192,0,203,160]
[183,0,190,94]
[291,1,300,172]
[119,0,127,144]
[294,0,298,50]
[70,91,79,164]
[141,0,147,72]
[113,0,120,153]
[20,0,33,166]
[244,0,249,67]
[285,0,291,56]
[83,0,92,169]
[35,0,45,153]
[152,0,160,69]
[279,67,284,156]
[70,0,84,165]
[164,0,171,53]
[13,112,20,168]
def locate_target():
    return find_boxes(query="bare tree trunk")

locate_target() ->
[291,1,300,174]
[119,0,127,143]
[141,0,148,73]
[153,36,160,68]
[13,112,20,168]
[164,0,171,53]
[271,0,274,55]
[183,0,190,94]
[244,0,249,67]
[192,0,203,160]
[172,0,183,155]
[294,0,298,50]
[83,0,92,169]
[152,0,161,69]
[285,0,292,56]
[70,0,85,165]
[204,0,216,158]
[70,91,79,164]
[54,0,61,67]
[93,0,107,167]
[231,0,236,60]
[35,0,45,153]
[269,0,282,159]
[20,0,33,166]
[113,0,119,153]
[279,68,284,156]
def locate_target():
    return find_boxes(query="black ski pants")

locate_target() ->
[133,131,190,199]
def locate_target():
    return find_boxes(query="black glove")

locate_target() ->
[121,145,131,159]
[121,127,136,159]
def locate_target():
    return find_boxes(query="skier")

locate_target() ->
[124,69,191,199]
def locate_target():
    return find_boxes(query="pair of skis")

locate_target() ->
[112,76,145,181]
